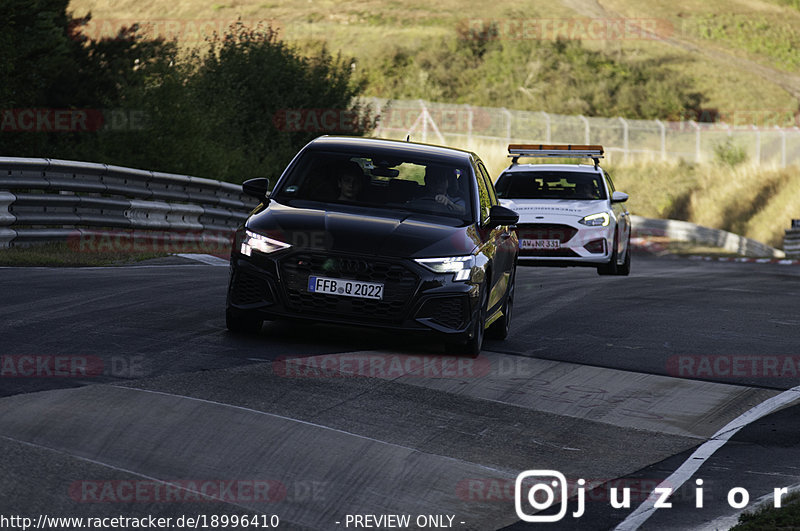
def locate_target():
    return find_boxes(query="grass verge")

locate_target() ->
[0,242,169,267]
[731,490,800,530]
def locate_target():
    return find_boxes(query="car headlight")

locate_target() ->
[414,255,475,282]
[578,212,610,227]
[240,229,291,256]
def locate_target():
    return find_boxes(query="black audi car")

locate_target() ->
[226,136,519,355]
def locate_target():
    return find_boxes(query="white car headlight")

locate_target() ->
[578,212,610,227]
[414,255,475,282]
[240,229,291,256]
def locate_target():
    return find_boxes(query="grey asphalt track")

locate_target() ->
[0,254,798,530]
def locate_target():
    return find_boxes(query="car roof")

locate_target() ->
[307,136,478,165]
[501,163,602,174]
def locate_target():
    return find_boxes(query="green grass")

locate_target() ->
[0,242,168,267]
[66,0,800,121]
[731,491,800,530]
[680,13,800,71]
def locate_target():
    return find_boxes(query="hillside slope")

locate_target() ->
[67,0,799,121]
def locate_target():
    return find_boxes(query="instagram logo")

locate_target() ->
[515,470,583,522]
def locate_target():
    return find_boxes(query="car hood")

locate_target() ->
[500,199,609,221]
[246,202,480,258]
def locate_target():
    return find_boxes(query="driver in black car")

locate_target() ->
[422,165,466,214]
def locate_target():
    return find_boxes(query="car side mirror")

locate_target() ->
[243,178,270,202]
[488,204,519,228]
[611,191,629,203]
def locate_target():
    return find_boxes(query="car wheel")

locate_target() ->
[446,281,487,358]
[597,234,619,276]
[226,306,263,334]
[487,271,514,340]
[615,234,631,276]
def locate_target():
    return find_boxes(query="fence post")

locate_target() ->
[466,104,473,144]
[579,115,590,144]
[372,97,384,137]
[752,125,761,164]
[655,119,666,161]
[689,120,700,162]
[418,99,428,143]
[502,107,512,145]
[618,117,629,163]
[777,125,786,168]
[540,111,551,143]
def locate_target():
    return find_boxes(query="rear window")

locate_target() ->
[495,171,606,200]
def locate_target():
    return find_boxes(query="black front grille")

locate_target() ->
[279,252,418,323]
[516,224,578,243]
[231,270,272,306]
[415,296,469,330]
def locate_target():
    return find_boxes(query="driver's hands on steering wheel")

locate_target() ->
[435,194,455,209]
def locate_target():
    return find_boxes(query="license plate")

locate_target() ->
[308,276,384,300]
[520,239,561,250]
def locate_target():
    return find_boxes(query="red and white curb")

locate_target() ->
[687,256,800,265]
[630,237,799,266]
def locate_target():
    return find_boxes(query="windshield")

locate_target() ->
[495,170,607,200]
[273,150,474,221]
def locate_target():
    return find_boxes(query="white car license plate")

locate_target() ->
[520,239,561,250]
[308,276,384,300]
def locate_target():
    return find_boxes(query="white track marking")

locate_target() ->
[615,385,800,530]
[175,253,229,266]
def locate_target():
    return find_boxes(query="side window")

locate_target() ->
[478,162,498,206]
[473,163,491,225]
[603,170,616,193]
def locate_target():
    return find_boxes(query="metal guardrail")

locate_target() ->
[0,157,259,249]
[631,215,785,258]
[784,220,800,259]
[1,156,787,258]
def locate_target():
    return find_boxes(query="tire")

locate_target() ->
[597,234,619,276]
[487,271,514,340]
[616,234,631,276]
[445,281,488,358]
[226,306,263,334]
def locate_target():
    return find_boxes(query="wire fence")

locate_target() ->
[367,98,800,167]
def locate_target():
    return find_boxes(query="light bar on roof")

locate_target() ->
[508,144,604,159]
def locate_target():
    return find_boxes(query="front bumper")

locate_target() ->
[227,249,483,340]
[515,220,614,266]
